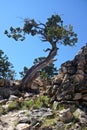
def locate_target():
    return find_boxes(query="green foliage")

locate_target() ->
[42,118,56,128]
[22,99,35,109]
[19,66,28,78]
[56,104,65,111]
[22,98,42,109]
[41,63,58,78]
[5,14,78,46]
[33,57,58,78]
[22,95,50,109]
[0,49,16,80]
[0,107,4,115]
[7,101,20,111]
[6,95,50,111]
[82,127,87,130]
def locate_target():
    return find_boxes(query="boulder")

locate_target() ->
[15,123,30,130]
[9,95,18,101]
[73,93,82,100]
[73,108,87,125]
[59,108,73,123]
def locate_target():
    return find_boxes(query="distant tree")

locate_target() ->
[33,57,58,79]
[0,49,16,80]
[5,14,78,89]
[19,66,28,78]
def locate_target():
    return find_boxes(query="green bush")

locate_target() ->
[22,99,34,109]
[0,107,4,115]
[7,101,20,111]
[6,95,50,111]
[22,95,50,109]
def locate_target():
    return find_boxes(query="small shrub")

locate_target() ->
[57,104,65,111]
[22,99,34,109]
[0,107,4,115]
[42,117,56,128]
[6,95,50,111]
[33,98,43,109]
[8,101,19,111]
[35,95,49,108]
[82,127,87,130]
[22,95,50,110]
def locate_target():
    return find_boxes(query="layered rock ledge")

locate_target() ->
[48,44,87,106]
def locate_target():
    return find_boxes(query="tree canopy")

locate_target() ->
[0,49,16,80]
[5,14,77,45]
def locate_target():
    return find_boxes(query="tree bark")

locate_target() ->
[21,43,58,89]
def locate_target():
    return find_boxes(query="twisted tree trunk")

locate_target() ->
[21,43,58,89]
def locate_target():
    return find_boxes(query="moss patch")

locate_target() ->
[42,117,56,127]
[0,107,4,115]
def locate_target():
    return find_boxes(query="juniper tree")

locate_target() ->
[5,14,78,89]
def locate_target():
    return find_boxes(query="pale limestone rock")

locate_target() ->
[15,123,30,130]
[73,108,87,125]
[9,95,18,101]
[73,93,82,100]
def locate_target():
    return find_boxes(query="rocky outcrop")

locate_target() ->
[0,44,87,130]
[48,44,87,106]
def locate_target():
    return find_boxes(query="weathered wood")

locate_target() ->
[21,43,58,89]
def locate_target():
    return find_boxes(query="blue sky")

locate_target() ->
[0,0,87,79]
